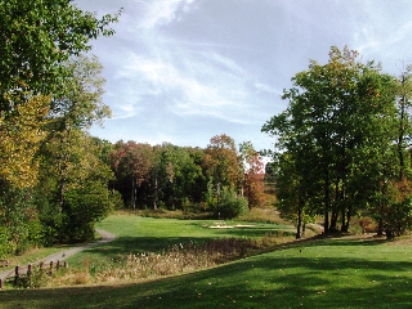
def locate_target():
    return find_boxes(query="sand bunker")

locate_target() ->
[209,224,255,229]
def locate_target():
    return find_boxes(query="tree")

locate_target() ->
[273,153,314,238]
[42,55,111,214]
[38,130,116,243]
[263,46,397,234]
[34,54,115,244]
[0,0,121,112]
[203,134,240,198]
[110,141,154,210]
[0,95,50,254]
[239,141,265,210]
[150,144,205,210]
[0,1,121,248]
[0,95,50,188]
[374,66,412,237]
[50,54,111,130]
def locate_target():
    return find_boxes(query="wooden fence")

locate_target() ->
[0,260,68,290]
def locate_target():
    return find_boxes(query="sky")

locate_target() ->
[75,0,412,152]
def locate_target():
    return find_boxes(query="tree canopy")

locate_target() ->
[263,46,400,237]
[0,0,121,112]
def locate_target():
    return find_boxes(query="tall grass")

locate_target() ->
[16,232,288,288]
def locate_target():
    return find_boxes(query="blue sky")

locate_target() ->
[75,0,412,152]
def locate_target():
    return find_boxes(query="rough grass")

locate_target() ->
[34,234,285,288]
[2,234,412,308]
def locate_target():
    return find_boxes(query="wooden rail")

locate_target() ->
[0,260,67,290]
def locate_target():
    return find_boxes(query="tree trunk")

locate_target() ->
[377,215,383,237]
[342,204,351,232]
[324,168,330,234]
[398,86,406,180]
[131,178,136,212]
[330,179,340,233]
[330,207,338,232]
[296,199,302,239]
[59,176,66,214]
[153,177,158,210]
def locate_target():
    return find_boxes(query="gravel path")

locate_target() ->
[0,228,115,282]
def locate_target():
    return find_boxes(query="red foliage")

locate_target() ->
[243,153,265,209]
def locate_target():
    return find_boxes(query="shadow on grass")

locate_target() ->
[69,233,389,268]
[209,228,295,238]
[2,250,412,309]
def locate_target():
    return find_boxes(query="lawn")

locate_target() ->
[66,214,295,267]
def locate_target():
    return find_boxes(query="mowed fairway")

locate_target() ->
[2,215,412,308]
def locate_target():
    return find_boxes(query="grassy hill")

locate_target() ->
[2,213,412,308]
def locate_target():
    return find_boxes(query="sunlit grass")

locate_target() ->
[67,214,295,267]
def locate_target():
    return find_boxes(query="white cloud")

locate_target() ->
[355,23,412,55]
[139,0,197,29]
[254,83,282,95]
[78,0,412,151]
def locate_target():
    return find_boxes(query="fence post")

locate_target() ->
[27,264,32,280]
[0,278,2,290]
[13,265,19,286]
[56,260,60,271]
[63,261,68,268]
[50,261,54,275]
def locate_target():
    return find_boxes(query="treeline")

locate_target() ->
[109,136,265,215]
[263,46,412,238]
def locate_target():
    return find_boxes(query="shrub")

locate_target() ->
[359,217,378,233]
[215,189,248,219]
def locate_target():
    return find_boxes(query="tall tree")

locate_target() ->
[0,95,50,188]
[110,141,154,210]
[203,134,240,197]
[38,130,115,243]
[377,66,412,237]
[263,46,397,234]
[43,55,111,214]
[0,95,50,254]
[0,0,121,112]
[239,141,265,210]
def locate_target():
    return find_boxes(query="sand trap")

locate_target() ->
[209,224,255,229]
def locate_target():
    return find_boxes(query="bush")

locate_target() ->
[110,190,124,210]
[359,217,377,233]
[215,189,248,219]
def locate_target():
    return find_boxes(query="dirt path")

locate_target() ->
[0,229,115,282]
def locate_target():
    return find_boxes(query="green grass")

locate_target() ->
[67,214,294,267]
[2,235,412,308]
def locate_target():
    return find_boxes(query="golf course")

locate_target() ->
[1,212,412,309]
